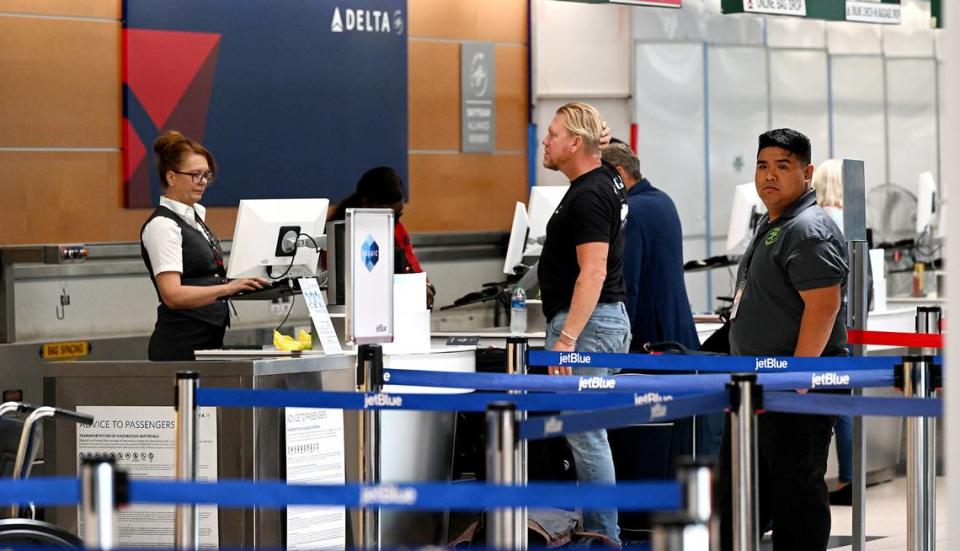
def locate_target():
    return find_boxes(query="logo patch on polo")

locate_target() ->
[764,227,782,246]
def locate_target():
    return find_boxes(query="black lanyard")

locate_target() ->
[194,213,226,278]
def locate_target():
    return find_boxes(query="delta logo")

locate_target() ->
[755,357,788,371]
[577,376,616,392]
[811,372,851,389]
[331,7,404,34]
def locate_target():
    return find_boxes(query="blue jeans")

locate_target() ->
[835,415,853,483]
[546,302,631,543]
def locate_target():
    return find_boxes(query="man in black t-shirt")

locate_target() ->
[538,102,630,544]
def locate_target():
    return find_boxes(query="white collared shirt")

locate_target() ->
[141,196,211,276]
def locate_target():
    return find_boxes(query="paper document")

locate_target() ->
[299,277,343,354]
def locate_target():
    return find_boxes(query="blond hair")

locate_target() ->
[812,158,843,208]
[556,102,603,154]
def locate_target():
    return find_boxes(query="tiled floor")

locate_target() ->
[825,476,946,550]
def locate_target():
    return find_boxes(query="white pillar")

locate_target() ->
[945,2,960,549]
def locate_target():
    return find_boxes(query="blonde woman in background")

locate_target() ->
[811,158,853,506]
[813,158,844,229]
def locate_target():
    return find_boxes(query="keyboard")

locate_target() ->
[225,278,300,301]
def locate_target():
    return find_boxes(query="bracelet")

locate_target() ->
[559,329,578,345]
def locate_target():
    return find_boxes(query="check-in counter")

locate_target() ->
[41,347,475,548]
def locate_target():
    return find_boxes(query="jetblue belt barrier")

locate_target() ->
[527,350,939,373]
[381,368,894,393]
[0,478,684,510]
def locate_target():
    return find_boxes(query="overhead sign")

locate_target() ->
[723,0,901,22]
[610,0,681,6]
[845,1,901,24]
[460,42,496,153]
[743,0,807,16]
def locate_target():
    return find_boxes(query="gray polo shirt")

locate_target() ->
[729,190,849,357]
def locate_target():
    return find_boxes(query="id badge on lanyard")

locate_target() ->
[730,280,746,320]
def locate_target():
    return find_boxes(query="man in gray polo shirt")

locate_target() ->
[717,129,848,551]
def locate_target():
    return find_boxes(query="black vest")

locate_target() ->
[140,207,229,328]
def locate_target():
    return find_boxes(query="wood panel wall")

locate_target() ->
[0,0,529,245]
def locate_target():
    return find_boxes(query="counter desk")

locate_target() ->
[41,345,475,549]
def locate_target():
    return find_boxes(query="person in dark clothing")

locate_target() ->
[600,142,698,352]
[140,131,266,361]
[716,129,848,551]
[602,142,722,459]
[330,166,436,307]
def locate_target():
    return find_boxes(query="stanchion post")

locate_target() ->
[901,356,936,551]
[652,513,712,551]
[506,337,529,550]
[847,238,869,551]
[359,344,384,551]
[676,457,713,525]
[916,306,942,356]
[728,374,760,551]
[81,457,126,550]
[174,371,199,550]
[486,402,518,550]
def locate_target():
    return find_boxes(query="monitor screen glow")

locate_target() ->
[726,183,766,254]
[525,185,568,257]
[503,202,530,275]
[916,171,937,235]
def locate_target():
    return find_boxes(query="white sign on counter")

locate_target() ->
[76,406,219,549]
[285,407,346,550]
[298,277,343,355]
[345,208,394,345]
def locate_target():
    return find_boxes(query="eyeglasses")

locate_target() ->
[173,170,215,185]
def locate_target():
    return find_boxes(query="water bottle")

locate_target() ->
[510,286,527,334]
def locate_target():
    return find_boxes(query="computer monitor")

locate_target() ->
[227,198,329,279]
[503,202,530,275]
[916,171,937,234]
[525,185,568,257]
[726,183,766,253]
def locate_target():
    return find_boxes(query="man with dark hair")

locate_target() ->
[717,128,848,551]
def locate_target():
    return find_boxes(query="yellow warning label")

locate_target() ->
[41,341,90,361]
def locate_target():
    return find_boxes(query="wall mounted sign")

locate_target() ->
[743,0,806,17]
[460,42,496,153]
[122,1,408,207]
[845,1,901,24]
[723,0,901,23]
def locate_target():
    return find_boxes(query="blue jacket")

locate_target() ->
[623,178,699,351]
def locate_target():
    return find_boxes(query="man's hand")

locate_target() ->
[599,121,611,149]
[548,339,574,376]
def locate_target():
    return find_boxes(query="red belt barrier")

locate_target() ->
[847,329,944,349]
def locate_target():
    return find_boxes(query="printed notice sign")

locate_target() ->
[285,408,346,550]
[743,0,806,16]
[298,277,343,355]
[845,1,901,24]
[76,406,219,549]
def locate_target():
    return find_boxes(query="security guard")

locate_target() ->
[717,129,849,551]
